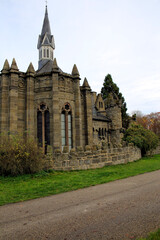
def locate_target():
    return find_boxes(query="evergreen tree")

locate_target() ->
[101,74,128,128]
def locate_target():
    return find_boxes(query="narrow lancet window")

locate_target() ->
[61,112,66,149]
[61,103,72,151]
[47,49,49,58]
[44,49,46,58]
[37,104,50,154]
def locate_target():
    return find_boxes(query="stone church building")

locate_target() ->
[0,6,123,154]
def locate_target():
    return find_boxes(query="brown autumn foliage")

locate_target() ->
[135,112,160,138]
[0,134,45,176]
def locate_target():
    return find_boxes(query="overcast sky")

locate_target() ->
[0,0,160,115]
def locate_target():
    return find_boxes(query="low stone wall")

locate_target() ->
[45,145,141,171]
[146,144,160,156]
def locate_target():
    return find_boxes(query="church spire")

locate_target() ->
[41,5,51,37]
[37,5,55,70]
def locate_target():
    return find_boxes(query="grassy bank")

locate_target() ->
[0,154,160,206]
[138,229,160,240]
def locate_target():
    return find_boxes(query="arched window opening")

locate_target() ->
[41,49,42,59]
[39,49,42,59]
[61,103,72,151]
[44,49,46,58]
[99,102,103,109]
[98,128,101,137]
[37,104,50,154]
[51,50,53,60]
[47,49,49,58]
[105,128,107,137]
[102,128,104,136]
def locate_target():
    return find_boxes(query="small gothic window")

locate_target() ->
[44,49,46,58]
[99,102,103,108]
[105,128,107,137]
[102,128,104,136]
[98,128,101,137]
[39,49,42,59]
[47,49,49,58]
[51,50,53,60]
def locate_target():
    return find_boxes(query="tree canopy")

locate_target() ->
[134,112,160,138]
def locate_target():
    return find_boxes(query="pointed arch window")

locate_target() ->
[61,103,72,151]
[47,48,49,58]
[44,49,46,58]
[37,104,50,153]
[39,49,42,59]
[51,50,53,60]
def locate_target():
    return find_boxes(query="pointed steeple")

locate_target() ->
[27,62,35,74]
[82,77,90,89]
[41,6,51,37]
[2,59,10,71]
[11,58,18,71]
[37,6,55,70]
[72,64,80,76]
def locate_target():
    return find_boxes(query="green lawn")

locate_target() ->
[138,229,160,240]
[0,154,160,206]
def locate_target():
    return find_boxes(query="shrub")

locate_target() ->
[0,134,45,176]
[123,123,159,155]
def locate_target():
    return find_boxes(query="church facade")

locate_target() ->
[0,6,123,154]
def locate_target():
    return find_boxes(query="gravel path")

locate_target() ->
[1,170,160,240]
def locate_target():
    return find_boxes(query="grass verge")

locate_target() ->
[137,229,160,240]
[0,154,160,206]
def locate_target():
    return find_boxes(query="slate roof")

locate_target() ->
[36,59,62,74]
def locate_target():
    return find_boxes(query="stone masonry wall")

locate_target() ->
[146,144,160,156]
[45,145,141,171]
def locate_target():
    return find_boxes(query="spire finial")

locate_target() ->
[45,0,47,7]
